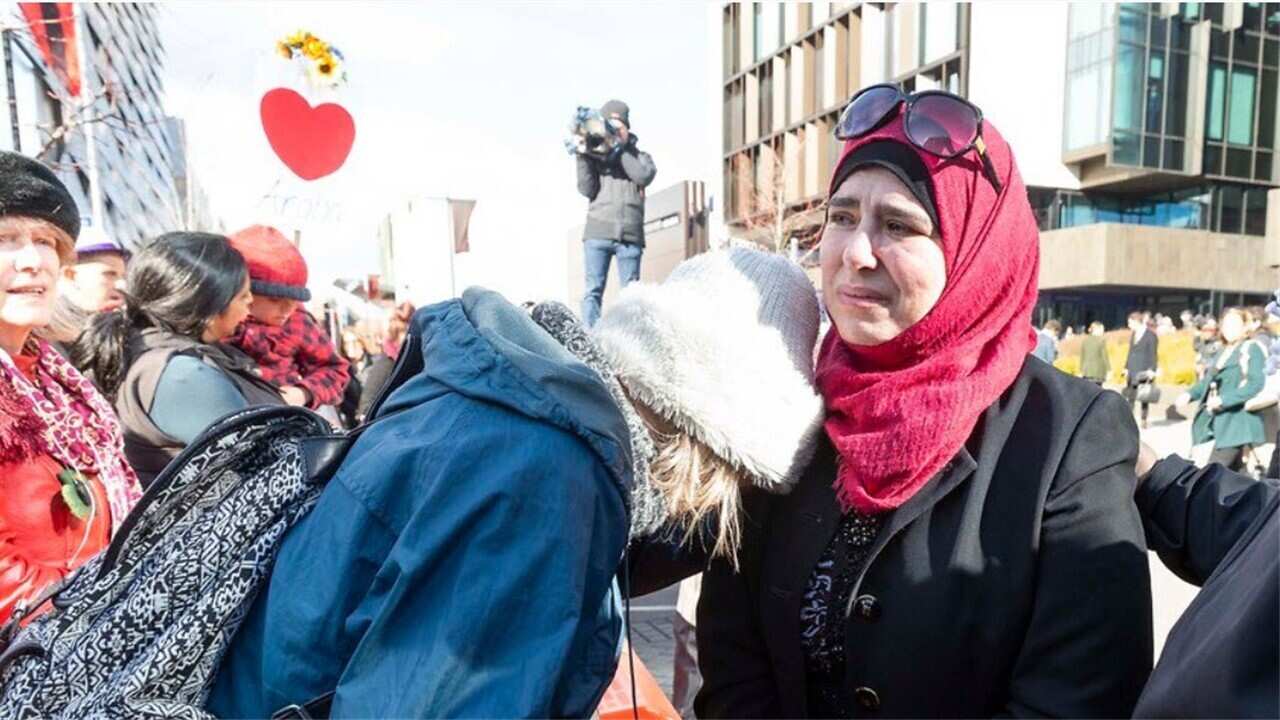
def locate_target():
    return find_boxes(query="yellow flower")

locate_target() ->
[303,37,329,59]
[284,30,307,46]
[314,55,338,78]
[276,41,293,59]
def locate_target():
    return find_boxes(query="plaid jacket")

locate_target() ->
[227,311,350,408]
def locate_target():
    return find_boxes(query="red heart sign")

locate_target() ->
[260,88,356,181]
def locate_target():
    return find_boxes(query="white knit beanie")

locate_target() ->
[591,247,824,494]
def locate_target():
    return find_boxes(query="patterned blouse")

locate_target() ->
[799,511,884,717]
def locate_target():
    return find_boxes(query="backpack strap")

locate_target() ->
[270,692,334,720]
[0,575,67,651]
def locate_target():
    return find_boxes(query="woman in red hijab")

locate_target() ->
[696,87,1153,717]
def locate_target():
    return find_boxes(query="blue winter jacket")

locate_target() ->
[207,288,632,718]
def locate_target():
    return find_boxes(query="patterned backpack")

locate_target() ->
[0,404,356,719]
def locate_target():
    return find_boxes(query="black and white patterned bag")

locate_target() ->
[0,404,353,719]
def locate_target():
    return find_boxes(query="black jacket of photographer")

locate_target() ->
[576,137,657,246]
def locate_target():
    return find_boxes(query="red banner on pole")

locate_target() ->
[18,3,80,97]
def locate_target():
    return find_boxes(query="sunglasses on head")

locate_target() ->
[835,83,1003,193]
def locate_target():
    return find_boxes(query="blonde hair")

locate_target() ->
[644,420,748,568]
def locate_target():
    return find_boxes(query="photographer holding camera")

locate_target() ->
[575,99,657,327]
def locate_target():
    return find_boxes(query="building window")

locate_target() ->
[1205,142,1224,174]
[1261,68,1277,148]
[1118,4,1147,44]
[1245,2,1265,31]
[1207,62,1227,141]
[1226,147,1252,176]
[1114,43,1144,133]
[1218,185,1243,233]
[813,33,825,114]
[921,1,959,66]
[723,5,738,78]
[1166,51,1189,136]
[9,47,44,157]
[760,63,773,137]
[775,2,785,48]
[1244,186,1269,234]
[1065,4,1114,151]
[1032,184,1271,237]
[753,3,764,63]
[1145,53,1165,133]
[1227,66,1256,145]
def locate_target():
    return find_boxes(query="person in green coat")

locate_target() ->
[1180,307,1267,471]
[1080,321,1110,384]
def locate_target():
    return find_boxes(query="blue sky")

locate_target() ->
[159,2,717,302]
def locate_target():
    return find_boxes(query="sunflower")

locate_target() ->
[278,31,348,87]
[303,37,329,60]
[313,54,340,81]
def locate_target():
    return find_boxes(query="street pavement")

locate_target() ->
[627,584,679,697]
[625,393,1243,704]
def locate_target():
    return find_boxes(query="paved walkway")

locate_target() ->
[627,584,679,697]
[627,615,677,697]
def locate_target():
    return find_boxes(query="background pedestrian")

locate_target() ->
[226,225,350,411]
[72,232,284,486]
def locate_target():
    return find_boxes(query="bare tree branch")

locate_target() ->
[3,10,168,172]
[731,136,826,259]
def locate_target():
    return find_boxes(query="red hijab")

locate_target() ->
[815,114,1039,515]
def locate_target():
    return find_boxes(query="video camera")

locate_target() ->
[564,106,624,160]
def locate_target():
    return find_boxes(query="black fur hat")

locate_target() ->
[0,151,80,240]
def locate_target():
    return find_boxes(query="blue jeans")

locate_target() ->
[581,238,642,327]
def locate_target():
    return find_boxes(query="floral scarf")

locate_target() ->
[0,339,142,532]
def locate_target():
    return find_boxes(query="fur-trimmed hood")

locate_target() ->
[591,248,824,494]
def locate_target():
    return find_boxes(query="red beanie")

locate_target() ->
[227,225,311,302]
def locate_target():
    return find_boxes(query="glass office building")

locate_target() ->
[1043,2,1278,326]
[719,2,1280,328]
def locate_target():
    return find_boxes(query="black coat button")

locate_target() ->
[854,594,881,621]
[854,686,881,711]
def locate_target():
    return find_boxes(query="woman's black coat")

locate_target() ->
[696,358,1154,718]
[1133,457,1278,718]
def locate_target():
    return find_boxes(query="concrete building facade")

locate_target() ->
[718,2,1280,328]
[2,3,183,248]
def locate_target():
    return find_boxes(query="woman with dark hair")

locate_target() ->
[1178,307,1267,472]
[73,232,283,486]
[696,87,1152,717]
[337,328,380,428]
[0,151,141,623]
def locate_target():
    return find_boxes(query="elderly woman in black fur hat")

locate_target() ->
[0,151,141,624]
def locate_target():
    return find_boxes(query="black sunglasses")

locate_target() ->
[835,83,1003,193]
